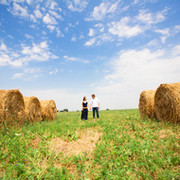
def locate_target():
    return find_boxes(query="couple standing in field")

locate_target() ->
[81,94,100,122]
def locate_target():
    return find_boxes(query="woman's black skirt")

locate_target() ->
[81,109,88,120]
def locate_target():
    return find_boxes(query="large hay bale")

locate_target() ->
[40,100,57,121]
[24,96,42,123]
[139,90,156,119]
[0,90,7,124]
[155,83,180,123]
[0,89,25,126]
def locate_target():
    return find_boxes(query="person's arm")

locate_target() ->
[90,101,92,110]
[87,102,90,110]
[98,99,100,109]
[82,102,83,110]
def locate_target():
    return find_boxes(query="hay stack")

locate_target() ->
[24,96,42,123]
[0,90,7,124]
[139,90,156,119]
[0,89,25,126]
[155,83,180,123]
[40,100,57,121]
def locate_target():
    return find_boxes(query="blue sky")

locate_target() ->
[0,0,180,111]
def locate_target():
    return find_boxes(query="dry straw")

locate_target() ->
[24,96,42,123]
[155,82,180,123]
[0,89,25,126]
[139,90,156,119]
[40,100,57,121]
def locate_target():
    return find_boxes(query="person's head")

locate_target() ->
[91,94,95,99]
[83,96,87,101]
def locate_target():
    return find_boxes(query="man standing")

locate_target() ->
[90,94,100,122]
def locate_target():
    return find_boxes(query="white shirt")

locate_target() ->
[91,97,100,108]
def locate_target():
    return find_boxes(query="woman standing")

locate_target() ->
[81,96,89,120]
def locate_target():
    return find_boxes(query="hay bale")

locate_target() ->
[40,100,57,121]
[0,89,25,126]
[155,82,180,123]
[139,90,156,119]
[24,96,42,123]
[0,90,7,124]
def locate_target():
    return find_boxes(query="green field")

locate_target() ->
[0,109,179,179]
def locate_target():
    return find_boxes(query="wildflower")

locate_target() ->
[15,133,21,136]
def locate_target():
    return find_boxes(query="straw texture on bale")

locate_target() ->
[139,90,156,119]
[40,100,57,121]
[155,83,180,123]
[0,89,25,126]
[24,96,42,123]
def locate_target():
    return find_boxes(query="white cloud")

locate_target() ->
[34,9,42,18]
[67,0,88,12]
[49,0,57,10]
[84,38,96,46]
[30,14,37,22]
[56,28,62,37]
[88,28,95,37]
[49,10,63,20]
[47,25,56,31]
[26,0,32,5]
[43,13,57,24]
[25,33,33,39]
[0,41,58,67]
[64,55,89,63]
[0,53,10,66]
[109,17,143,38]
[155,28,170,36]
[9,3,29,18]
[71,36,77,42]
[87,1,120,21]
[95,47,180,109]
[146,39,160,48]
[85,32,113,47]
[21,41,57,62]
[154,25,180,44]
[0,42,7,51]
[173,25,180,34]
[12,73,24,79]
[49,68,58,75]
[94,23,104,32]
[155,28,170,44]
[136,8,167,25]
[0,0,9,5]
[172,45,180,56]
[12,68,41,80]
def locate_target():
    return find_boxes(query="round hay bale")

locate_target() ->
[155,82,180,123]
[24,96,42,123]
[0,89,25,126]
[40,100,57,121]
[0,90,7,124]
[139,90,156,119]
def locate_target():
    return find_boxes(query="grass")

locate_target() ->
[0,109,179,179]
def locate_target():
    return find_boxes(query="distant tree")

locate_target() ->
[63,109,68,112]
[106,108,110,111]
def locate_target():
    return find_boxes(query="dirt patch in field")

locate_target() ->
[31,136,41,149]
[159,129,179,139]
[49,128,102,157]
